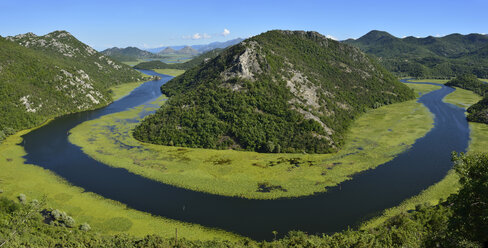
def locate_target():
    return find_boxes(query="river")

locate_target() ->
[21,73,469,240]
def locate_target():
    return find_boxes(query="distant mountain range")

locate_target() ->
[134,48,223,70]
[343,30,488,78]
[159,45,199,55]
[146,38,244,54]
[101,38,244,62]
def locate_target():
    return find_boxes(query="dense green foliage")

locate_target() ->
[101,46,163,61]
[344,30,488,78]
[1,153,487,247]
[448,153,488,245]
[134,48,223,70]
[445,74,488,96]
[467,97,488,123]
[0,31,143,143]
[445,74,488,124]
[134,30,414,153]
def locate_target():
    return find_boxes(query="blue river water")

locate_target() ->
[22,75,469,240]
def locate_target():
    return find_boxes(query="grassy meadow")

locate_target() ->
[68,83,436,199]
[159,54,193,63]
[153,69,186,77]
[109,81,147,101]
[443,86,482,108]
[121,59,146,66]
[362,82,488,229]
[406,83,441,96]
[407,79,449,84]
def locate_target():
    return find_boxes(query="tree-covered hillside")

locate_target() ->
[344,30,488,78]
[101,46,162,61]
[0,31,144,142]
[134,48,223,70]
[445,74,488,124]
[445,74,488,96]
[133,30,414,153]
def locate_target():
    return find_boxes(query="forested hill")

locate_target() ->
[133,30,414,153]
[445,74,488,124]
[101,46,161,61]
[344,30,488,78]
[0,31,144,142]
[133,48,223,70]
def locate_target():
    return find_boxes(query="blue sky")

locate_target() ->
[1,0,487,50]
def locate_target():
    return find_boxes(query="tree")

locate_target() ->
[449,152,488,245]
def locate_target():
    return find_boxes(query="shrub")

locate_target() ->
[80,223,91,232]
[17,193,26,203]
[48,209,76,228]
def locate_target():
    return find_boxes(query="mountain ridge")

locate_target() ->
[146,38,244,53]
[344,30,488,78]
[0,30,144,141]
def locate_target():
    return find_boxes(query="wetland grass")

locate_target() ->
[362,83,488,229]
[69,84,435,199]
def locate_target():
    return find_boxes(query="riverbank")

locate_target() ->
[0,129,239,240]
[68,83,435,199]
[362,80,487,229]
[153,69,185,77]
[0,77,241,240]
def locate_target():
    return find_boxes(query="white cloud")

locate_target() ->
[222,28,230,36]
[325,34,337,40]
[184,33,212,40]
[435,34,442,37]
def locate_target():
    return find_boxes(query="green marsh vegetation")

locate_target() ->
[406,83,441,96]
[0,128,240,241]
[69,83,434,199]
[445,74,488,124]
[109,73,153,101]
[153,69,186,77]
[109,81,147,101]
[443,86,482,108]
[407,78,449,84]
[363,80,488,231]
[2,152,488,247]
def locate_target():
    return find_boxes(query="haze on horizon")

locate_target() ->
[1,0,487,50]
